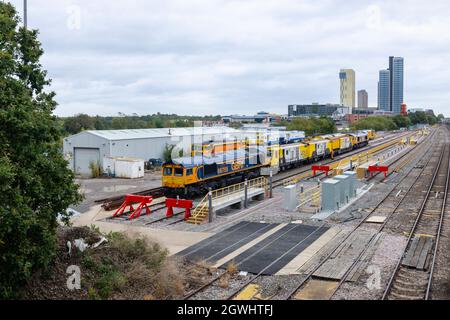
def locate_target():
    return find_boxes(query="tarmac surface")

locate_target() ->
[178,221,328,275]
[72,170,162,213]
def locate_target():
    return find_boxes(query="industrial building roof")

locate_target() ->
[84,127,239,141]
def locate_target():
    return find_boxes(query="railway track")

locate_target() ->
[95,132,412,211]
[281,129,444,300]
[181,222,327,300]
[283,130,428,186]
[182,136,430,300]
[382,136,450,300]
[272,131,415,188]
[368,128,437,182]
[96,186,165,211]
[107,200,187,226]
[179,129,442,300]
[323,132,443,299]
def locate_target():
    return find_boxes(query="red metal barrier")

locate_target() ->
[113,194,153,220]
[312,165,331,177]
[368,165,389,178]
[165,198,194,220]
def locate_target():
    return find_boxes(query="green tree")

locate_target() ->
[426,114,438,125]
[94,115,107,130]
[111,117,127,129]
[351,116,398,131]
[407,111,439,126]
[0,3,81,298]
[392,115,412,129]
[408,111,427,125]
[287,117,336,136]
[63,113,95,134]
[153,117,164,128]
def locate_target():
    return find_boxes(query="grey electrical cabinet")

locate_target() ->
[343,171,357,198]
[283,185,298,211]
[322,179,341,211]
[334,174,350,205]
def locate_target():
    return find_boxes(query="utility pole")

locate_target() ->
[24,0,27,29]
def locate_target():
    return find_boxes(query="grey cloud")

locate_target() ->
[10,0,450,116]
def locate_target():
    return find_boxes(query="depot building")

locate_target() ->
[63,127,239,177]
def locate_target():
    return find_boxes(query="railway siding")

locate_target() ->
[383,134,449,300]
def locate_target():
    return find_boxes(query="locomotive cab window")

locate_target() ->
[174,167,183,176]
[163,167,173,176]
[186,169,193,176]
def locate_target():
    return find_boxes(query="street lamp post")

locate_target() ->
[23,0,27,29]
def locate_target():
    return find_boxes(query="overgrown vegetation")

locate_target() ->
[81,231,183,300]
[22,227,185,300]
[88,161,103,178]
[0,3,81,298]
[163,144,176,163]
[351,112,442,131]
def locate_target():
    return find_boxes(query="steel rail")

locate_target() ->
[284,133,441,300]
[144,211,183,225]
[224,223,328,300]
[425,150,450,299]
[182,223,300,300]
[183,223,326,300]
[327,139,441,299]
[371,128,437,182]
[273,131,415,187]
[381,142,447,300]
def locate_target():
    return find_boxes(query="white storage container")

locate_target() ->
[115,157,144,179]
[113,157,145,179]
[102,157,116,176]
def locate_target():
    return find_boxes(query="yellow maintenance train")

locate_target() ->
[162,130,375,196]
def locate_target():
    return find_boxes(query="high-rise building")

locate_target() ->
[357,90,368,109]
[389,56,404,114]
[377,57,404,113]
[378,70,390,111]
[339,69,355,110]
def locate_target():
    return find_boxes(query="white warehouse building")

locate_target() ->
[63,127,239,176]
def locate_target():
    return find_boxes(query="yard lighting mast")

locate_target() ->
[24,0,27,29]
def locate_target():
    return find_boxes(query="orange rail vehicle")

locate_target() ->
[191,140,245,157]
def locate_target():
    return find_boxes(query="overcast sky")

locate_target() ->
[10,0,450,116]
